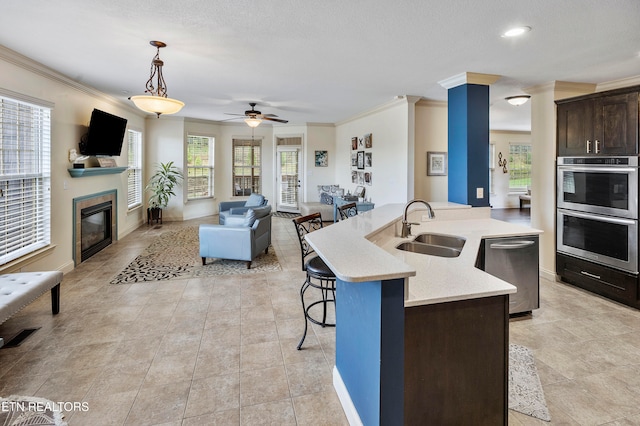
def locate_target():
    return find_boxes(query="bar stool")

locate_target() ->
[337,202,358,221]
[292,212,336,350]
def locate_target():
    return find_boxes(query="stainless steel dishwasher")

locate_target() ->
[478,235,539,315]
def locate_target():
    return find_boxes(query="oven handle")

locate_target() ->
[558,166,638,173]
[558,209,638,225]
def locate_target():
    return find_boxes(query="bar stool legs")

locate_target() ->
[297,274,336,350]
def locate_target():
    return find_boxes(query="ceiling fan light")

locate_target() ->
[505,95,531,106]
[130,95,185,117]
[245,117,262,128]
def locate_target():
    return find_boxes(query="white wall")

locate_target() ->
[0,47,146,274]
[303,124,336,202]
[489,130,532,209]
[335,99,410,206]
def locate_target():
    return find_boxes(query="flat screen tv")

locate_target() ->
[79,109,128,156]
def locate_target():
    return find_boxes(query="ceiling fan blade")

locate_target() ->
[263,116,288,123]
[224,113,246,116]
[219,117,243,122]
[263,113,278,117]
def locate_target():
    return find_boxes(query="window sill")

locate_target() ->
[0,244,57,274]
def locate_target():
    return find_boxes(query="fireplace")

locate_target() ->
[73,191,117,265]
[80,201,112,261]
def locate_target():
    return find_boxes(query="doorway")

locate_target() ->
[276,141,302,213]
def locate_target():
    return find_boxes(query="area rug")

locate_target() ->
[509,343,551,421]
[110,226,281,284]
[0,395,67,426]
[272,211,300,219]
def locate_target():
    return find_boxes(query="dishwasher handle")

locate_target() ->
[489,240,536,250]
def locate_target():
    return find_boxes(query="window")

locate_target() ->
[127,129,142,209]
[187,134,214,199]
[508,143,532,191]
[0,93,52,265]
[233,138,261,196]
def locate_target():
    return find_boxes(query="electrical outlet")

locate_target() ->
[476,187,483,198]
[63,180,68,190]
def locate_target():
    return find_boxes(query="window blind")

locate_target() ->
[0,96,51,265]
[233,138,261,195]
[127,129,142,209]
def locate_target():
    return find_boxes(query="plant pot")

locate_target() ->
[147,207,162,225]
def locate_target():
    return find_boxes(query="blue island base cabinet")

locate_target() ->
[333,276,508,425]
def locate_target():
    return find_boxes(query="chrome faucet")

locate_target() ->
[401,199,435,238]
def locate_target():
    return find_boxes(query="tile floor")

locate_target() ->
[0,213,640,425]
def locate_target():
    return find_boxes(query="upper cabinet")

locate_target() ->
[557,86,639,156]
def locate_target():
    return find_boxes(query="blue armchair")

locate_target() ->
[219,193,268,225]
[200,205,272,269]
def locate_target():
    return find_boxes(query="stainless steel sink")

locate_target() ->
[413,233,466,250]
[396,241,462,258]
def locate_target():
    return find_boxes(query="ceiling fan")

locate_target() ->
[224,102,289,127]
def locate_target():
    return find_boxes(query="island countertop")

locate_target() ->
[304,203,543,307]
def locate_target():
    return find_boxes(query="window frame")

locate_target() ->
[127,128,142,210]
[508,143,532,193]
[186,134,215,200]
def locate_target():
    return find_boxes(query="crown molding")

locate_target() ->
[596,75,640,92]
[0,44,140,114]
[336,97,406,126]
[438,72,501,89]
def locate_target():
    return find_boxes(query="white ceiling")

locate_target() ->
[1,1,639,131]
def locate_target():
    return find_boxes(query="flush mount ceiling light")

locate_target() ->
[244,117,262,128]
[505,95,531,106]
[501,26,531,38]
[129,41,184,118]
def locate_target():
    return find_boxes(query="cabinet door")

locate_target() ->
[557,100,593,156]
[594,92,639,155]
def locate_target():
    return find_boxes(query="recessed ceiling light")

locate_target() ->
[502,26,531,38]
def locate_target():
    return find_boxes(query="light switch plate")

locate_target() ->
[476,187,484,198]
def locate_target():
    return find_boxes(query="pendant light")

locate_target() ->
[130,41,184,117]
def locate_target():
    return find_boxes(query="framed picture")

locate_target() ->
[364,172,372,186]
[357,151,365,169]
[351,170,358,183]
[364,133,372,148]
[364,152,372,168]
[357,172,365,185]
[315,150,328,167]
[351,137,358,150]
[427,151,447,176]
[351,152,357,167]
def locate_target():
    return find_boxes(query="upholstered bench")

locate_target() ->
[519,194,531,209]
[299,202,335,222]
[0,271,63,347]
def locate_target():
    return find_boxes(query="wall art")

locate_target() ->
[427,151,447,176]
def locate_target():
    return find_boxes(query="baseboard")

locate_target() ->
[540,267,557,282]
[333,366,362,426]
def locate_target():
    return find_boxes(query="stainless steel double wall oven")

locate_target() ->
[557,156,639,273]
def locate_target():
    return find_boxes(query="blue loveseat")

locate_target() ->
[199,204,272,269]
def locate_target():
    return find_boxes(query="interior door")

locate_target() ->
[277,147,302,212]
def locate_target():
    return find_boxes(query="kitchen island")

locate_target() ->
[304,203,542,425]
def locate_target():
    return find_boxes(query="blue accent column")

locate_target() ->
[447,84,490,207]
[335,278,405,425]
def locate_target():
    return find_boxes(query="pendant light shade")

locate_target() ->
[130,41,184,117]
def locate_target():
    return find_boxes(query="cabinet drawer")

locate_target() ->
[557,253,638,307]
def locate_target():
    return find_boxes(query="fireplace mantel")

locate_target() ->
[67,167,128,178]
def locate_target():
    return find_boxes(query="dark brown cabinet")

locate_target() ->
[556,253,639,308]
[557,87,639,156]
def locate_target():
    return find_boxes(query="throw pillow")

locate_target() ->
[320,192,333,205]
[245,193,265,207]
[243,208,258,227]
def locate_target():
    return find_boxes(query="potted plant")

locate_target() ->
[146,161,183,224]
